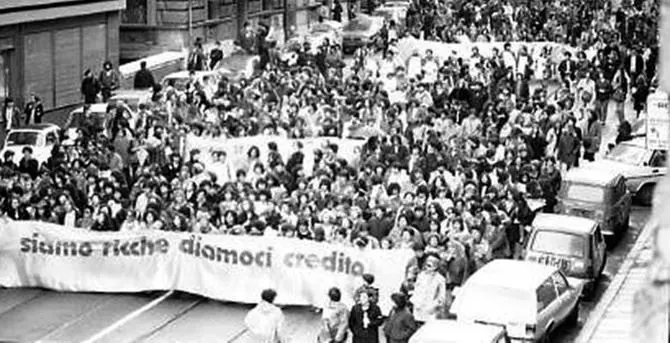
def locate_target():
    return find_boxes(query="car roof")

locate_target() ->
[72,103,109,114]
[162,70,220,80]
[466,260,557,291]
[17,123,59,131]
[564,167,622,187]
[110,89,151,98]
[532,213,597,235]
[412,320,504,343]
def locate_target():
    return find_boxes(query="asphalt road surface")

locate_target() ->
[0,206,651,343]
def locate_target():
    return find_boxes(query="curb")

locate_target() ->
[576,217,656,343]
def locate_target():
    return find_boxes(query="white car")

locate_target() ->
[409,320,508,343]
[452,260,583,342]
[1,124,61,164]
[342,14,385,53]
[65,103,111,142]
[586,137,666,205]
[372,5,408,30]
[306,20,344,48]
[109,89,153,109]
[161,70,223,93]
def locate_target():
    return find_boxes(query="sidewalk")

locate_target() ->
[576,220,656,343]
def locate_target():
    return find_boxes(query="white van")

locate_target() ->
[451,260,583,342]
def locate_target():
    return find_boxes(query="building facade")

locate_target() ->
[0,0,125,110]
[120,0,324,61]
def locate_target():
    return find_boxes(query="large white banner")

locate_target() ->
[185,135,366,176]
[0,221,412,310]
[396,38,576,67]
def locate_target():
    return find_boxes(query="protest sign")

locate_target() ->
[0,221,412,311]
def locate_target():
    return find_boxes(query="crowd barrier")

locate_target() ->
[185,135,367,177]
[0,221,412,312]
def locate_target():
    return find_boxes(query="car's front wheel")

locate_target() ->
[566,301,580,326]
[636,183,655,206]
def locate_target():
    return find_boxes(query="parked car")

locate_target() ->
[64,103,112,142]
[108,89,153,109]
[557,168,631,238]
[451,260,583,343]
[1,124,61,164]
[216,52,260,80]
[161,70,222,93]
[305,20,344,48]
[586,137,666,205]
[342,14,385,53]
[524,213,607,297]
[409,320,509,343]
[372,5,408,32]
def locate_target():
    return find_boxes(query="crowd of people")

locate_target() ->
[0,0,662,341]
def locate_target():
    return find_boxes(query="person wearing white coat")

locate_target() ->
[244,289,287,343]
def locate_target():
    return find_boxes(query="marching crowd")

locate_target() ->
[0,0,661,341]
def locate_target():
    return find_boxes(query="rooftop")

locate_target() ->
[466,259,557,291]
[532,213,597,235]
[565,167,622,187]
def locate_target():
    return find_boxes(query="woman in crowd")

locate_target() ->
[348,290,384,343]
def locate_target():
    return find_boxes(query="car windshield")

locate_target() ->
[344,17,372,31]
[6,131,39,146]
[530,230,586,258]
[220,56,251,73]
[455,284,535,321]
[565,183,605,203]
[163,77,189,90]
[606,143,646,165]
[311,23,335,33]
[373,10,393,19]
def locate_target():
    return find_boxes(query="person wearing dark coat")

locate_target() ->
[23,94,44,125]
[99,61,120,102]
[383,293,417,343]
[133,61,156,89]
[209,41,224,70]
[349,290,383,343]
[187,40,207,71]
[556,124,581,172]
[514,73,530,102]
[81,69,100,104]
[18,147,39,180]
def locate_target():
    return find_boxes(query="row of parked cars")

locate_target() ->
[0,50,263,163]
[410,130,664,342]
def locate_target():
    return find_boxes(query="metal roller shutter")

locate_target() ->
[82,24,107,73]
[24,32,54,108]
[54,28,82,107]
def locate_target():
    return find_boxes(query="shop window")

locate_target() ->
[208,0,220,19]
[0,51,10,104]
[123,0,148,24]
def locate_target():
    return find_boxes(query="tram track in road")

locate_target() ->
[80,290,175,343]
[128,294,204,343]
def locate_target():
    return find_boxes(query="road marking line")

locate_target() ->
[35,296,118,343]
[0,289,46,318]
[130,298,203,343]
[576,217,656,343]
[81,290,174,343]
[227,328,248,343]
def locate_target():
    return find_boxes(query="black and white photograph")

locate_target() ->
[0,0,668,342]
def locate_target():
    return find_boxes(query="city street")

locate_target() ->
[0,205,652,342]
